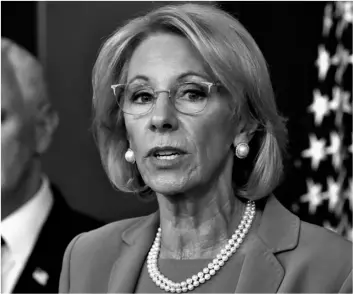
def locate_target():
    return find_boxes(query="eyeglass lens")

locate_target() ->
[117,82,212,115]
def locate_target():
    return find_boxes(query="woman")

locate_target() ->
[59,3,352,293]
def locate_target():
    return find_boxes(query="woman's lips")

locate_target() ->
[149,151,188,168]
[147,146,187,158]
[155,153,179,160]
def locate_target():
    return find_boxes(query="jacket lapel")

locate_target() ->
[13,185,102,293]
[235,234,285,292]
[235,195,300,293]
[107,196,300,293]
[107,211,160,293]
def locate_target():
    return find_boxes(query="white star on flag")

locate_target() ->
[323,4,333,36]
[330,86,342,111]
[339,1,353,23]
[316,45,331,80]
[341,90,352,114]
[336,215,350,238]
[323,221,337,233]
[344,179,353,210]
[330,86,352,127]
[301,179,324,214]
[348,133,353,154]
[309,89,330,125]
[335,2,353,38]
[331,45,353,83]
[302,134,327,170]
[326,132,342,170]
[325,177,341,212]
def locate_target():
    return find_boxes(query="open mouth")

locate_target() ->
[154,151,181,160]
[148,147,186,160]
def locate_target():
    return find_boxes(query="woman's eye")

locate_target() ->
[176,83,208,102]
[180,89,207,101]
[131,92,154,104]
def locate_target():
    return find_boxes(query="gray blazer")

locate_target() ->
[59,196,352,293]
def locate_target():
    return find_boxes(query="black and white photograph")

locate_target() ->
[1,1,352,293]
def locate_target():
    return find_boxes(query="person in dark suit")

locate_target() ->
[1,38,103,293]
[59,3,352,293]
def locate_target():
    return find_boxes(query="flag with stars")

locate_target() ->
[290,2,352,240]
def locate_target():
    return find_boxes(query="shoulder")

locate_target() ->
[283,218,352,291]
[264,195,351,264]
[60,215,152,292]
[298,219,352,262]
[69,215,149,255]
[267,199,352,291]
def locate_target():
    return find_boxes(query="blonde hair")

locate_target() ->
[92,3,288,199]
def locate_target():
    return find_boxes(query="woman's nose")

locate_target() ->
[149,92,178,132]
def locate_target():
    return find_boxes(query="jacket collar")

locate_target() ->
[109,195,300,293]
[235,195,300,292]
[121,195,300,251]
[108,212,159,293]
[121,210,160,245]
[257,195,300,253]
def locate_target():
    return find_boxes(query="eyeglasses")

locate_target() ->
[110,81,219,115]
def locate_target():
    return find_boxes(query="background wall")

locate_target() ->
[2,2,351,237]
[38,2,164,222]
[2,1,37,56]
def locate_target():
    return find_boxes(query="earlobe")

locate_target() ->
[233,121,258,146]
[232,121,258,159]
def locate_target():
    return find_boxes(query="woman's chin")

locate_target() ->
[147,174,189,195]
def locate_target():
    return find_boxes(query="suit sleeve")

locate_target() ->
[59,233,85,293]
[339,269,352,293]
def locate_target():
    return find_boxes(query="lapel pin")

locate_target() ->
[32,267,49,286]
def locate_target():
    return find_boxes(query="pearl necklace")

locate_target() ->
[147,200,256,293]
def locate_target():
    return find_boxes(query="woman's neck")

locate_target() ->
[156,159,246,259]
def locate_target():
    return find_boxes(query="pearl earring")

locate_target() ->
[235,143,249,159]
[125,148,135,163]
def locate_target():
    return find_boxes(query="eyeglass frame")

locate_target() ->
[110,81,220,115]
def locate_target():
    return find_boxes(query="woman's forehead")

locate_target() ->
[127,33,209,85]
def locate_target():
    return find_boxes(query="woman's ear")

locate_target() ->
[233,120,258,146]
[35,103,59,155]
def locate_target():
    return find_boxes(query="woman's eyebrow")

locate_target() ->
[176,71,210,81]
[127,75,150,85]
[127,71,210,85]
